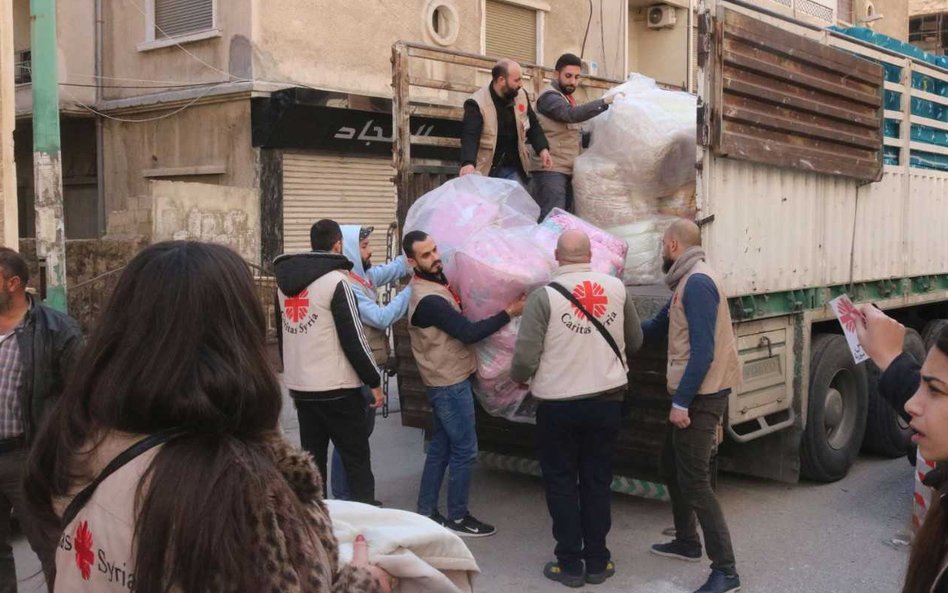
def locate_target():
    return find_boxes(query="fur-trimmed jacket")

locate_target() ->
[54,432,381,593]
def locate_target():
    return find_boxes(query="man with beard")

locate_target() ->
[530,53,619,220]
[0,248,81,593]
[330,224,412,501]
[402,230,524,537]
[641,219,742,593]
[459,58,553,187]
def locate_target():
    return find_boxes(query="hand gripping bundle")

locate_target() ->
[404,177,627,423]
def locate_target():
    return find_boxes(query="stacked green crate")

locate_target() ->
[832,27,948,170]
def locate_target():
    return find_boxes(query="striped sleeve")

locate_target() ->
[330,280,382,388]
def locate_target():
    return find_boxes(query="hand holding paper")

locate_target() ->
[829,295,869,364]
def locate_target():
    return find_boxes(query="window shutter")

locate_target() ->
[485,1,537,64]
[837,0,854,24]
[155,0,214,39]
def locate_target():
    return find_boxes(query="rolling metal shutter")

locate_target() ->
[155,0,213,39]
[282,152,396,258]
[485,1,537,63]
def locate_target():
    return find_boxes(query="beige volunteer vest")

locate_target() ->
[666,261,741,395]
[530,265,629,400]
[347,274,389,367]
[279,270,364,392]
[471,85,532,176]
[530,86,582,175]
[407,278,478,388]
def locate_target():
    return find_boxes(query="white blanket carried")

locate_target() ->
[328,500,480,593]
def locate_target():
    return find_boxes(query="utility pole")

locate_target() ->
[0,0,18,249]
[30,0,67,312]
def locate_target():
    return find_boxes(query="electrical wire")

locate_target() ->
[61,81,222,89]
[60,82,229,123]
[581,0,593,59]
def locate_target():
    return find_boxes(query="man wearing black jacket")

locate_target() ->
[459,59,552,186]
[403,230,524,537]
[274,219,382,504]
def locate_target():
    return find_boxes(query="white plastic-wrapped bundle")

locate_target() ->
[572,74,697,284]
[404,184,627,423]
[402,176,539,277]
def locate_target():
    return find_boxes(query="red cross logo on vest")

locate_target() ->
[284,290,310,323]
[572,281,608,320]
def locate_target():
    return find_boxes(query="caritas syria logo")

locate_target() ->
[74,521,94,580]
[284,290,310,323]
[572,281,608,319]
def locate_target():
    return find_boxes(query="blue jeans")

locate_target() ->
[330,385,378,500]
[416,379,478,521]
[489,164,527,189]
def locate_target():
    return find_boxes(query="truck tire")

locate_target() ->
[801,334,869,482]
[862,329,925,457]
[922,319,948,353]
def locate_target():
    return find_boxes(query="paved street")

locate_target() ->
[13,384,913,593]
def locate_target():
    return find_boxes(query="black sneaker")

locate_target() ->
[585,560,616,584]
[694,570,741,593]
[425,511,448,527]
[543,561,585,588]
[446,514,496,538]
[650,540,702,562]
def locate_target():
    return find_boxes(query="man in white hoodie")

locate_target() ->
[331,225,412,501]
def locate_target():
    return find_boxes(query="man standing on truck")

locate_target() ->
[403,230,525,538]
[510,230,642,587]
[530,53,619,220]
[459,58,553,186]
[642,219,742,593]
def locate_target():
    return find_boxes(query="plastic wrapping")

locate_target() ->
[402,176,539,277]
[572,74,697,284]
[403,182,626,423]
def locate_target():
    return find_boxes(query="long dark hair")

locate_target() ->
[25,241,289,592]
[903,326,948,593]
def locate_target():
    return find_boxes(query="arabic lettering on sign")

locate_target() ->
[332,121,435,145]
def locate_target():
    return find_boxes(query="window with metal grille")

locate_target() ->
[14,50,30,85]
[796,0,834,23]
[837,0,854,24]
[485,0,538,64]
[909,13,948,55]
[154,0,214,39]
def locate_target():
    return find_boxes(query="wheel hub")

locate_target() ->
[824,388,844,430]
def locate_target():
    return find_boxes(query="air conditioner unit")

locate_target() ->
[581,59,599,76]
[647,4,677,29]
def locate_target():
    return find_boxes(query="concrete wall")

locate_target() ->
[628,5,691,90]
[102,0,252,101]
[864,0,910,41]
[13,0,96,113]
[150,180,259,264]
[102,99,255,218]
[909,0,946,16]
[544,0,626,79]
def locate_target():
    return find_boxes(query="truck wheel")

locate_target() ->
[862,329,925,457]
[922,319,948,353]
[801,334,869,482]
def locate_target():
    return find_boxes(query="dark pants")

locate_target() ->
[330,385,377,500]
[489,164,528,189]
[294,389,375,503]
[660,392,737,576]
[530,171,573,221]
[537,397,622,576]
[0,447,56,593]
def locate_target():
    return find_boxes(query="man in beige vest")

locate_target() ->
[402,230,524,538]
[511,230,642,588]
[642,219,742,593]
[459,59,553,187]
[530,53,619,221]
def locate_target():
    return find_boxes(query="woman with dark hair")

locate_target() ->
[24,241,390,593]
[857,307,948,593]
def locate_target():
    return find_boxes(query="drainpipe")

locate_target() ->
[95,0,105,236]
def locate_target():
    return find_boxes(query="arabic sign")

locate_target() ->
[252,100,460,159]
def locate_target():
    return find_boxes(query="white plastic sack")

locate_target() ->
[402,176,539,278]
[572,74,697,284]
